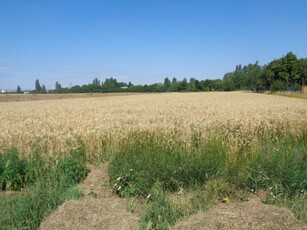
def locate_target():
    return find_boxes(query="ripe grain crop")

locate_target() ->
[0,92,306,157]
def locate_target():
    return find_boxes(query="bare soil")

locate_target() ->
[39,164,307,230]
[39,164,139,230]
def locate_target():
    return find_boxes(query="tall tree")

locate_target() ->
[245,61,263,92]
[263,52,302,90]
[163,77,171,87]
[178,78,188,91]
[41,84,47,93]
[55,81,62,90]
[35,79,41,92]
[92,78,100,86]
[16,85,22,94]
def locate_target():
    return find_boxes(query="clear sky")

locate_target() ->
[1,0,307,90]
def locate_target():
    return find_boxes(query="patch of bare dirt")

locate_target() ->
[39,163,139,230]
[171,194,307,230]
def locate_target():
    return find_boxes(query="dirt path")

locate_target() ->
[172,194,307,230]
[39,164,139,230]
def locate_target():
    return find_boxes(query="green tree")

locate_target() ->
[163,77,171,88]
[55,81,62,90]
[245,61,264,92]
[35,79,41,92]
[188,78,197,91]
[178,78,188,91]
[41,85,47,93]
[92,78,101,86]
[103,77,118,89]
[16,85,22,94]
[263,52,302,91]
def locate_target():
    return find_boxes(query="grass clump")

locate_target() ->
[140,182,184,230]
[0,148,28,190]
[244,138,307,194]
[109,126,307,225]
[109,132,227,197]
[0,140,89,229]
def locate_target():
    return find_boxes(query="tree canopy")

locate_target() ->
[20,52,307,94]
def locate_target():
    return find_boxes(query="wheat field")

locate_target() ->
[0,92,306,156]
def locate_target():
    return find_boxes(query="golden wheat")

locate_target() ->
[0,92,306,156]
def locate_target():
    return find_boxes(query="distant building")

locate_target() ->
[1,90,7,94]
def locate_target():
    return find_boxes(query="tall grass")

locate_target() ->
[109,132,227,197]
[109,125,307,228]
[0,142,88,229]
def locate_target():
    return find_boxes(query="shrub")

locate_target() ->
[57,156,89,186]
[270,80,287,92]
[0,143,88,229]
[0,148,28,190]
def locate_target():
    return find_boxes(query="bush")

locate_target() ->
[57,139,89,186]
[0,178,84,229]
[0,143,88,229]
[0,148,28,190]
[57,156,89,186]
[270,80,287,92]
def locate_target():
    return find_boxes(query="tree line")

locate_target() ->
[16,52,307,94]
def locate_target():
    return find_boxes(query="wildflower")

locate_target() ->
[117,177,121,181]
[147,194,151,199]
[117,186,122,191]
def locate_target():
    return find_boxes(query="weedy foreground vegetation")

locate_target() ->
[0,92,306,229]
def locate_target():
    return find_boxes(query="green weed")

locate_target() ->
[0,148,27,190]
[109,125,307,225]
[140,182,184,230]
[0,141,88,229]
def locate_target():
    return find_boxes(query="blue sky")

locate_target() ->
[1,0,307,90]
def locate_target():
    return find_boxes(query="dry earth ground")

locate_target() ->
[39,163,307,230]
